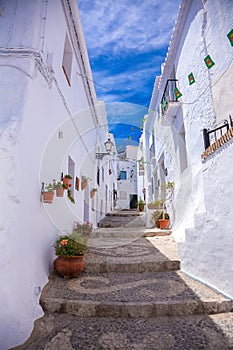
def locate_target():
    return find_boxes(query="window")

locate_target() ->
[120,171,127,180]
[62,33,73,86]
[97,168,100,186]
[179,124,188,172]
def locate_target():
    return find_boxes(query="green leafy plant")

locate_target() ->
[138,197,145,205]
[147,199,163,209]
[150,210,170,227]
[64,174,72,179]
[54,231,87,256]
[159,181,174,220]
[44,183,54,192]
[67,189,75,204]
[54,181,66,189]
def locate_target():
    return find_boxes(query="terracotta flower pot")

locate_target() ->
[90,190,96,199]
[56,187,64,197]
[158,219,170,229]
[81,180,87,190]
[63,178,71,187]
[138,204,145,212]
[42,192,54,204]
[54,255,85,279]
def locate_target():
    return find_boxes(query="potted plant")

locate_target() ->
[54,181,65,197]
[53,224,90,278]
[150,210,170,228]
[81,175,89,190]
[147,199,163,209]
[158,181,174,229]
[138,197,145,212]
[62,174,72,187]
[90,188,97,199]
[42,183,55,204]
[67,188,75,204]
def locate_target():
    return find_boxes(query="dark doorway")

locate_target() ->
[130,194,138,209]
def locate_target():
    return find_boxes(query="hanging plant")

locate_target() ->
[90,188,97,199]
[67,189,75,204]
[42,183,55,204]
[63,174,72,187]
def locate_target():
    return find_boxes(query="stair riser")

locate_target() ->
[41,299,232,318]
[85,261,180,274]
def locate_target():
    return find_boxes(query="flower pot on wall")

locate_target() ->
[54,255,85,279]
[56,187,64,197]
[63,178,71,187]
[42,192,54,204]
[90,190,96,199]
[81,180,87,190]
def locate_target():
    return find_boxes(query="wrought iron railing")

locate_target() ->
[203,115,233,150]
[161,79,179,114]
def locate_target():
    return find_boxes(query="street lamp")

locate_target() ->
[96,138,114,160]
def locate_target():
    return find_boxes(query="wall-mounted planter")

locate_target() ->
[42,192,54,204]
[90,190,96,199]
[81,180,87,190]
[63,178,71,187]
[56,187,64,197]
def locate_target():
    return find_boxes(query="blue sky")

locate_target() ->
[78,0,181,148]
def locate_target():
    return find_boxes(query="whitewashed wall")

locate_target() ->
[116,160,137,209]
[0,0,114,348]
[180,139,233,298]
[146,0,233,297]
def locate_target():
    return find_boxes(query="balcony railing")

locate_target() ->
[203,116,233,150]
[161,79,179,115]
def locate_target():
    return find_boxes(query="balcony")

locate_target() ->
[161,79,181,125]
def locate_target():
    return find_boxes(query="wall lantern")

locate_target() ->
[96,138,114,160]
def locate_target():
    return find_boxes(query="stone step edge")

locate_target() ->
[85,260,180,273]
[41,298,232,319]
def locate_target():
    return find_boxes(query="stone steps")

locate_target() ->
[16,221,233,349]
[17,312,233,349]
[40,271,232,318]
[99,211,146,228]
[85,236,180,273]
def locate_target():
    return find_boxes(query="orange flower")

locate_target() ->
[60,239,68,246]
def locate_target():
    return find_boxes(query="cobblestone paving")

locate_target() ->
[13,214,233,350]
[15,313,233,349]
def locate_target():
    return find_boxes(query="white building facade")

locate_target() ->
[0,0,116,348]
[144,0,233,297]
[116,146,138,209]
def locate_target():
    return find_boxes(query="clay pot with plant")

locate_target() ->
[138,197,145,212]
[63,174,72,187]
[42,183,55,204]
[53,222,92,279]
[157,181,174,229]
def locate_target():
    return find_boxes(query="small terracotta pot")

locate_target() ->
[90,190,96,199]
[56,188,64,197]
[81,180,87,190]
[138,204,145,212]
[54,255,85,279]
[158,219,170,229]
[42,192,54,204]
[63,178,71,187]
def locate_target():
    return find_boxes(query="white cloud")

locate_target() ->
[78,0,181,55]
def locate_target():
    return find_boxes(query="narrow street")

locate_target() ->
[15,211,233,350]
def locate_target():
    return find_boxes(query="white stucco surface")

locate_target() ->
[145,0,233,298]
[0,1,116,348]
[180,139,233,298]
